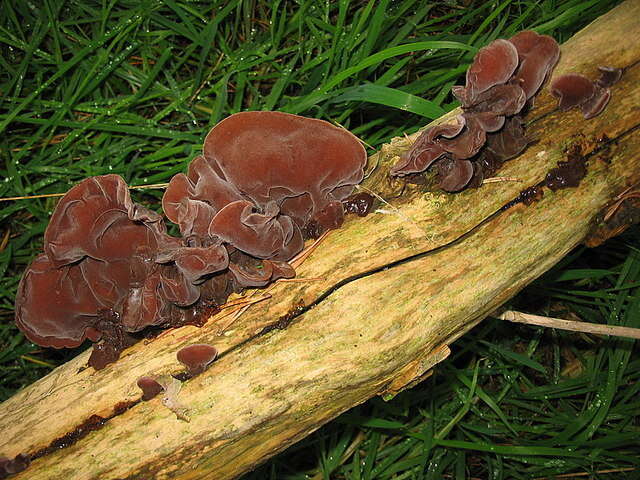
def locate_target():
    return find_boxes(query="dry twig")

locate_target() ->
[499,310,640,340]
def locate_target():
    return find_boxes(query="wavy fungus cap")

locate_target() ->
[203,111,367,230]
[15,175,190,355]
[163,155,243,239]
[15,254,103,348]
[391,31,560,191]
[16,112,370,368]
[452,39,519,107]
[44,175,172,267]
[550,73,611,119]
[508,30,560,100]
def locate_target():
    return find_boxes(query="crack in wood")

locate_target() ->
[53,68,640,458]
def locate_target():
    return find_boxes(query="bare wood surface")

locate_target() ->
[1,1,640,478]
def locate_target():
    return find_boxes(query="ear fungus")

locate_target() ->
[437,158,475,193]
[508,30,560,100]
[550,73,612,119]
[43,175,170,267]
[16,111,368,369]
[202,111,367,232]
[14,175,208,369]
[177,344,219,376]
[137,376,164,401]
[163,111,366,289]
[391,31,558,190]
[15,254,103,349]
[457,39,519,104]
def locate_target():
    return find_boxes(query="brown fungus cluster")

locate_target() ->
[15,175,189,369]
[15,111,367,369]
[391,31,560,191]
[392,33,621,192]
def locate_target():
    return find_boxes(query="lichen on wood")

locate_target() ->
[2,2,640,479]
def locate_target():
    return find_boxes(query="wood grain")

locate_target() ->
[2,2,639,478]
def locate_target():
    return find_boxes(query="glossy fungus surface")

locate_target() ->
[551,66,621,119]
[508,30,561,100]
[545,159,588,191]
[391,30,560,191]
[16,111,367,369]
[551,74,596,110]
[203,111,367,230]
[343,192,375,217]
[177,344,219,376]
[15,175,187,357]
[137,376,164,401]
[163,111,367,287]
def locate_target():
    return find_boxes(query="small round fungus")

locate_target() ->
[550,74,596,111]
[342,192,375,217]
[437,158,474,193]
[177,344,219,376]
[137,376,164,401]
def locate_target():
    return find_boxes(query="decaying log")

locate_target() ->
[2,2,640,478]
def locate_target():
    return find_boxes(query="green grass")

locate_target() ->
[1,0,637,478]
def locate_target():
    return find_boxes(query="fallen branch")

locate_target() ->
[1,3,640,479]
[498,310,640,340]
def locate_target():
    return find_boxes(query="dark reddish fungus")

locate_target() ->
[177,343,219,376]
[545,158,588,191]
[455,39,519,104]
[203,111,367,233]
[137,376,164,401]
[508,30,560,101]
[0,454,30,479]
[162,111,367,285]
[15,111,368,368]
[391,30,559,191]
[596,66,623,88]
[437,157,475,193]
[517,185,544,206]
[14,175,207,369]
[343,192,375,217]
[550,68,618,119]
